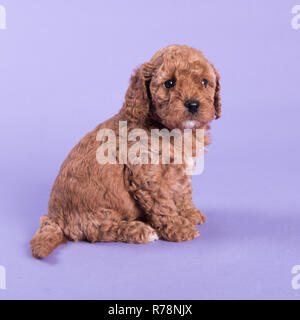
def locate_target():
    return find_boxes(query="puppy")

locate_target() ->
[30,44,221,258]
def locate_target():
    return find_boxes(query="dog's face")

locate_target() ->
[147,45,220,130]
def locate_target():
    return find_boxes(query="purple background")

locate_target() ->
[0,0,300,300]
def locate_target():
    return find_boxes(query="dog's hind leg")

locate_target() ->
[30,215,65,259]
[80,209,158,244]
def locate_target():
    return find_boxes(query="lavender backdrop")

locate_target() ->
[0,0,300,299]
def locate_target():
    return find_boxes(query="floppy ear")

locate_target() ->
[212,65,221,119]
[121,62,154,124]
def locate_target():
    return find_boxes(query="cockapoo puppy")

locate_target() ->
[30,44,221,258]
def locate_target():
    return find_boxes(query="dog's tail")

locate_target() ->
[30,215,65,259]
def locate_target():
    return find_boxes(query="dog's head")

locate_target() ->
[121,44,221,129]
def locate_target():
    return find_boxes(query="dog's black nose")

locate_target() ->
[184,100,200,114]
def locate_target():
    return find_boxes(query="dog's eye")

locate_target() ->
[164,79,176,88]
[201,79,208,88]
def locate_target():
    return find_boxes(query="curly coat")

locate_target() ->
[30,45,221,259]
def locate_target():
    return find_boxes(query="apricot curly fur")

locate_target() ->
[30,44,221,258]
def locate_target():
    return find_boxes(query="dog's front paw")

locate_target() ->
[156,217,200,242]
[118,221,159,244]
[182,208,206,225]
